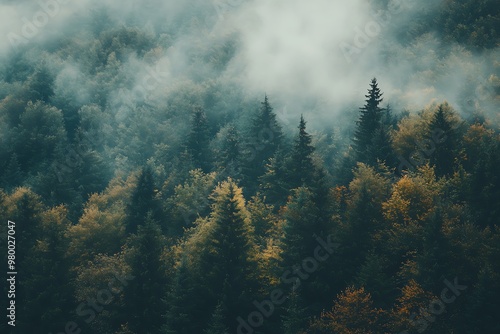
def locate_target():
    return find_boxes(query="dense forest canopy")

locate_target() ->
[0,0,499,333]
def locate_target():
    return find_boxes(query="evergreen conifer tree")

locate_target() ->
[429,104,458,177]
[354,78,385,164]
[122,217,166,334]
[125,166,159,234]
[289,115,316,189]
[192,180,259,332]
[243,95,284,192]
[187,107,211,173]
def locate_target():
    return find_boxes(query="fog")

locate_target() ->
[1,0,498,129]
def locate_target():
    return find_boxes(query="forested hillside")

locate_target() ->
[0,0,499,333]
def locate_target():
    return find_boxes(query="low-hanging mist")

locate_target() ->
[1,0,498,130]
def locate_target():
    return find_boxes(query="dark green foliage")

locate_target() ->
[1,153,22,190]
[281,292,308,334]
[368,123,395,168]
[215,125,242,180]
[353,78,396,168]
[204,302,230,334]
[279,187,334,317]
[354,252,396,308]
[289,115,316,189]
[190,180,259,333]
[243,95,284,193]
[187,108,212,173]
[14,101,67,169]
[280,187,322,269]
[26,65,54,103]
[259,149,290,208]
[0,2,498,332]
[164,257,197,334]
[122,218,167,334]
[17,208,74,334]
[439,0,500,49]
[125,166,161,234]
[428,104,459,177]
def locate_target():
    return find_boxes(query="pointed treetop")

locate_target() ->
[364,78,383,108]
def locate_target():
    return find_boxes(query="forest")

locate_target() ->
[0,0,499,333]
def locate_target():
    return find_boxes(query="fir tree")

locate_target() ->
[280,187,332,317]
[281,291,307,334]
[289,115,316,189]
[187,107,211,173]
[216,125,242,180]
[122,217,166,334]
[280,187,321,268]
[204,301,230,334]
[243,95,284,192]
[367,124,395,167]
[259,149,290,208]
[125,166,159,234]
[192,180,259,332]
[354,78,385,164]
[164,256,197,334]
[429,104,458,177]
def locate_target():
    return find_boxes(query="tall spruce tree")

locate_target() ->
[281,291,308,334]
[354,78,385,164]
[280,187,332,317]
[164,256,197,334]
[125,166,159,234]
[192,180,259,332]
[259,148,290,208]
[215,125,242,180]
[122,217,166,334]
[289,115,316,189]
[367,124,395,167]
[204,301,230,334]
[429,104,458,177]
[244,95,283,192]
[187,107,211,173]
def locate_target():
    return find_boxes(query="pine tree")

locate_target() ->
[0,189,74,333]
[122,217,166,334]
[18,206,74,333]
[280,187,332,317]
[215,125,242,180]
[414,208,450,291]
[204,301,230,334]
[289,115,316,189]
[187,107,211,173]
[281,291,307,334]
[243,95,284,192]
[259,149,290,208]
[125,166,159,234]
[354,252,396,308]
[464,124,500,227]
[338,163,390,283]
[429,104,458,177]
[164,256,197,334]
[367,123,395,167]
[191,179,259,332]
[354,78,385,164]
[281,187,321,268]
